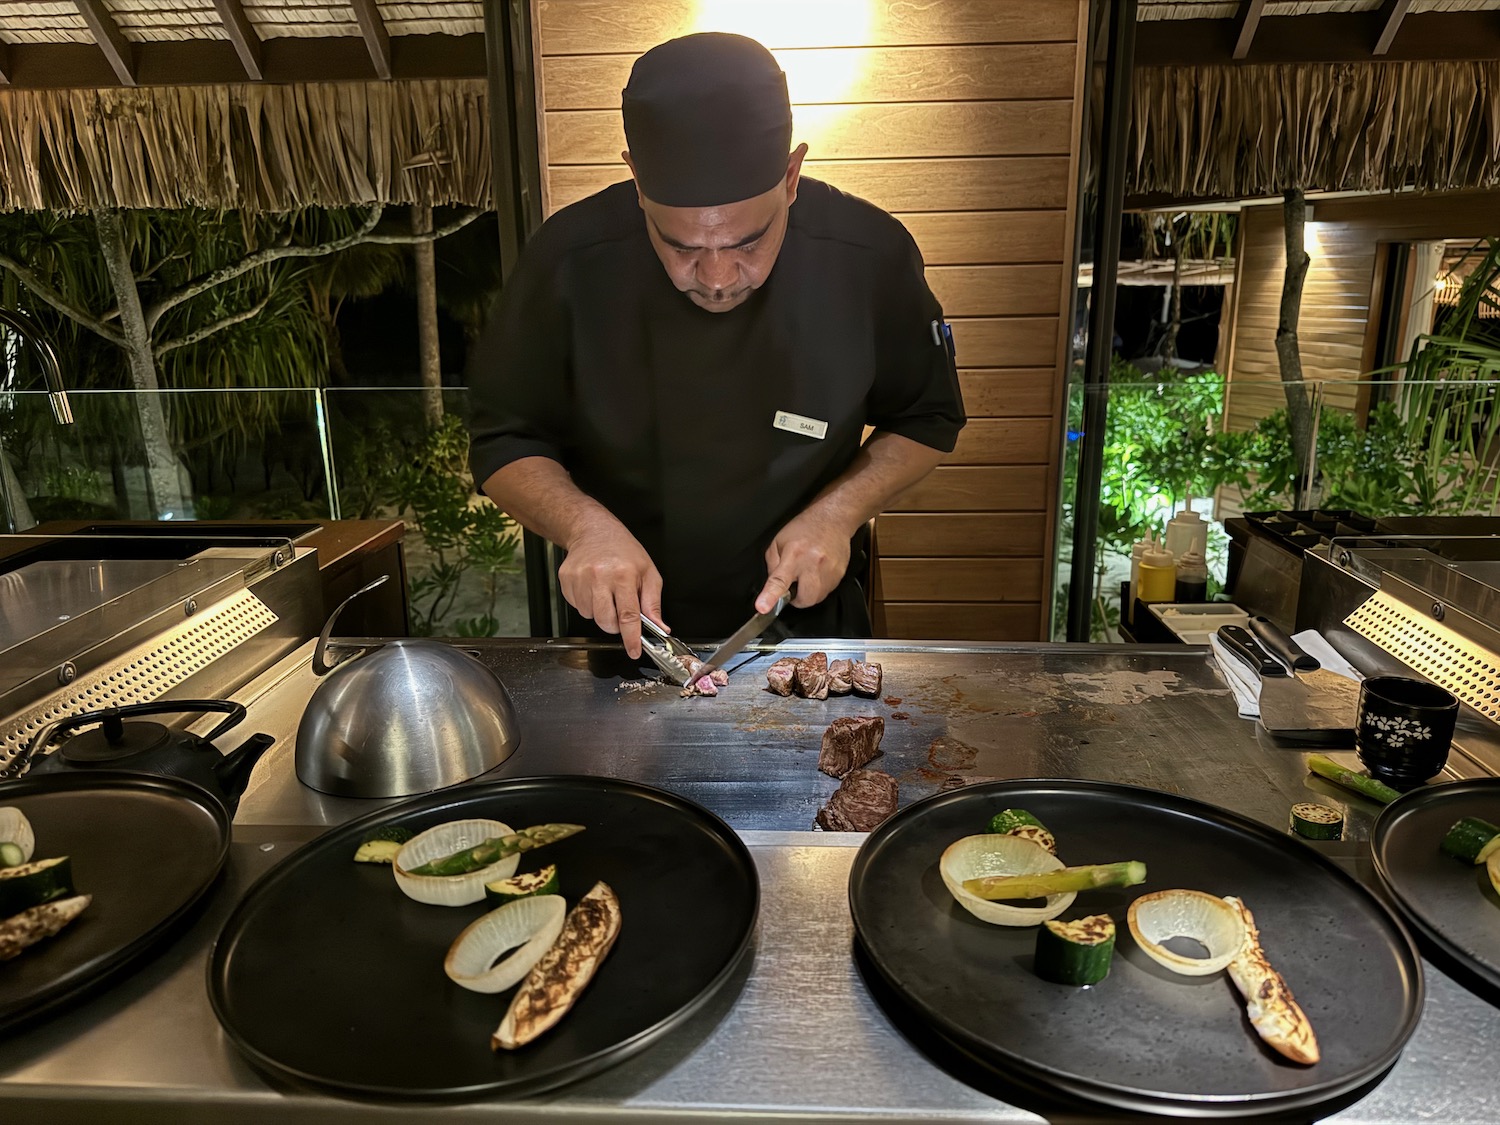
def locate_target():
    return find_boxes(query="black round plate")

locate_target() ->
[208,775,759,1101]
[1372,778,1500,991]
[849,779,1423,1117]
[0,771,230,1033]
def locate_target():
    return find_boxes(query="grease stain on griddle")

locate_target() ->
[1059,669,1196,706]
[927,734,978,772]
[893,673,1062,720]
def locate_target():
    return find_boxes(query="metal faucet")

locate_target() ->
[0,308,72,425]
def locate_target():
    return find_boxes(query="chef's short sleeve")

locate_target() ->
[465,243,572,490]
[867,227,966,453]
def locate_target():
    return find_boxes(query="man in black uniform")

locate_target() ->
[467,33,964,658]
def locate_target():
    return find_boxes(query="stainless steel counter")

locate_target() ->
[5,640,1500,1122]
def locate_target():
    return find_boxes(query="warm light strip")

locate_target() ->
[691,0,875,149]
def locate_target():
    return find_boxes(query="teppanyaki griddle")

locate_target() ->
[848,779,1423,1118]
[0,771,231,1033]
[208,775,759,1101]
[1372,778,1500,994]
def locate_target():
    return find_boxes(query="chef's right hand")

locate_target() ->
[559,516,664,660]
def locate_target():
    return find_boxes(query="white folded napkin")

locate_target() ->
[1208,628,1362,722]
[1209,634,1262,719]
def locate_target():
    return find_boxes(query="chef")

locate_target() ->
[467,32,965,657]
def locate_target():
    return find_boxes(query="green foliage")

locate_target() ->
[345,413,520,637]
[32,463,109,509]
[1133,211,1238,262]
[1067,359,1236,559]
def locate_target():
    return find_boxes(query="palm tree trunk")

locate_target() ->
[1161,239,1183,361]
[1276,189,1316,503]
[412,203,443,429]
[94,209,190,518]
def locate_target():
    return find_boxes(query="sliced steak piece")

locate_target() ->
[794,651,831,700]
[849,660,883,698]
[766,657,800,696]
[816,769,899,832]
[818,715,885,778]
[679,657,730,698]
[827,659,854,695]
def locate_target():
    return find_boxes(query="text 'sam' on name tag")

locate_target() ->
[773,409,829,440]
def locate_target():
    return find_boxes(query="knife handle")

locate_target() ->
[1248,615,1319,671]
[1217,625,1288,678]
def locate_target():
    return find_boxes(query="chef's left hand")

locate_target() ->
[757,510,851,613]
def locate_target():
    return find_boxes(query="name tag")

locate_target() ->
[773,409,828,440]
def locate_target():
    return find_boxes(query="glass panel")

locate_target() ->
[1057,369,1500,641]
[323,387,526,638]
[0,388,329,528]
[1310,378,1500,519]
[1054,374,1291,641]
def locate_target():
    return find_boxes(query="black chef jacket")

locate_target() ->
[466,177,965,640]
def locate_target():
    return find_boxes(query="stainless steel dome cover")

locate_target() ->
[294,577,519,797]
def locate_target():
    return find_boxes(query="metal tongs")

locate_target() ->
[639,613,699,686]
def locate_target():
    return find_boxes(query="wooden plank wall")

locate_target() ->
[1223,190,1500,435]
[533,0,1088,640]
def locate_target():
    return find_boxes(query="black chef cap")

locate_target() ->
[622,33,792,207]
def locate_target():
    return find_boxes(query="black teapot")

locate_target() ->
[11,700,274,813]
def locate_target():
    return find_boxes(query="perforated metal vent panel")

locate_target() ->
[0,589,278,773]
[1345,590,1500,722]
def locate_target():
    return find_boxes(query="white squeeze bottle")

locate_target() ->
[1165,506,1208,561]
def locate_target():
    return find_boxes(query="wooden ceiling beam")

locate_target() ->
[1137,12,1500,64]
[212,0,263,81]
[74,0,135,86]
[349,0,392,80]
[0,35,484,88]
[1374,0,1413,56]
[1232,0,1267,60]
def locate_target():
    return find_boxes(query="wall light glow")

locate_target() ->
[691,0,874,150]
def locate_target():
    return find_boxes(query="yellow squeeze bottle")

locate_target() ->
[1138,546,1177,604]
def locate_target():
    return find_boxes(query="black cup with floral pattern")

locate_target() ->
[1355,675,1459,789]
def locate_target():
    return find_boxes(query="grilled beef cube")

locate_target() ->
[816,769,899,832]
[827,659,854,695]
[849,660,883,698]
[679,657,729,697]
[766,657,800,696]
[794,651,831,700]
[818,715,885,778]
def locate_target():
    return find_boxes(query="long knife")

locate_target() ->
[1217,625,1354,741]
[1247,615,1363,711]
[687,585,796,684]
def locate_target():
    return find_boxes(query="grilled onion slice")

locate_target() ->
[444,894,567,993]
[393,819,519,906]
[1127,889,1247,976]
[940,834,1075,926]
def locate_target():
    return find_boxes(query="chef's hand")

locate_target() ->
[757,509,851,614]
[559,516,665,660]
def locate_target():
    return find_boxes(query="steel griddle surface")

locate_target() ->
[235,642,1367,837]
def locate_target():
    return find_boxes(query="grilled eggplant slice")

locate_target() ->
[1224,896,1319,1065]
[491,881,622,1050]
[0,894,91,961]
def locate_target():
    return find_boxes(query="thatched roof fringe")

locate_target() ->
[0,79,490,212]
[1129,61,1500,199]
